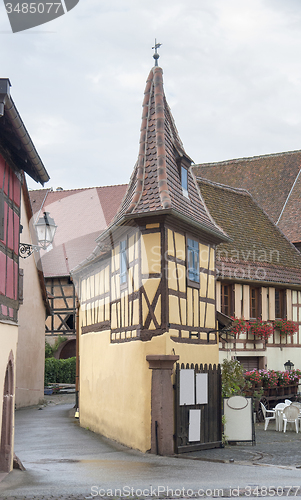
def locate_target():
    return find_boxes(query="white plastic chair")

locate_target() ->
[274,402,287,431]
[283,405,299,433]
[291,403,301,430]
[260,402,276,430]
[285,399,292,405]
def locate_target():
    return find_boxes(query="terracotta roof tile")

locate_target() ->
[193,150,301,244]
[29,185,127,277]
[198,178,301,285]
[113,67,227,242]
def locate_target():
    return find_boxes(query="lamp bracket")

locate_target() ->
[19,243,39,259]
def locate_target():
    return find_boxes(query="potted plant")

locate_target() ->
[229,317,248,337]
[274,319,298,337]
[249,318,273,341]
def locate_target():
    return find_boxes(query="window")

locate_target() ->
[120,239,127,285]
[221,284,232,316]
[275,289,285,318]
[181,166,188,198]
[187,238,199,283]
[250,287,260,319]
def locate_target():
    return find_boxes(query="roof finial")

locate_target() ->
[152,39,162,66]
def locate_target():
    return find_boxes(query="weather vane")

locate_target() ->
[152,39,162,66]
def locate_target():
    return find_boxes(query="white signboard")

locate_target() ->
[224,396,253,442]
[179,369,195,406]
[196,373,208,404]
[189,409,201,442]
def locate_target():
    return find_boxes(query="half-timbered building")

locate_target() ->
[197,178,301,371]
[16,178,51,409]
[0,79,49,472]
[29,185,127,357]
[72,65,228,454]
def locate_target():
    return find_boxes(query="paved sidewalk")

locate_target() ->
[183,421,301,467]
[1,395,301,499]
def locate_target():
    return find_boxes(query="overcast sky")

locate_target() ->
[2,0,301,192]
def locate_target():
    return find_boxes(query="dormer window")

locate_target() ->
[181,166,189,198]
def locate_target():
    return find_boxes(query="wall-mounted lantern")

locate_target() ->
[284,360,294,371]
[19,211,57,259]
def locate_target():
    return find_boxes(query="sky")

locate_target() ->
[2,0,301,192]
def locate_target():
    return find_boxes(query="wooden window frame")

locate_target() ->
[275,288,285,319]
[221,283,232,317]
[250,287,261,319]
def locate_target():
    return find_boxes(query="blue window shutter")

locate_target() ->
[120,239,127,284]
[187,238,199,283]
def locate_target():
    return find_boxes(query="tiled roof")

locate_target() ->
[29,185,127,277]
[198,179,301,286]
[193,150,301,244]
[113,67,227,241]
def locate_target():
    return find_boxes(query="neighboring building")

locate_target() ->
[16,179,51,409]
[29,185,128,357]
[193,150,301,251]
[72,66,228,454]
[0,79,49,472]
[197,177,301,371]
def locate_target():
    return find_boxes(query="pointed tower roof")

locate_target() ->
[113,66,228,242]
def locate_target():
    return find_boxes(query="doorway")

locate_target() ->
[0,355,14,472]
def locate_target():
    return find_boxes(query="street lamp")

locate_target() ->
[284,360,294,371]
[19,211,57,259]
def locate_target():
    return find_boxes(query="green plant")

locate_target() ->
[274,319,298,337]
[221,414,228,446]
[45,341,53,358]
[44,357,76,385]
[52,336,68,353]
[221,359,250,398]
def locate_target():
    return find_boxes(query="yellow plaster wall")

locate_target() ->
[0,323,18,471]
[216,281,221,311]
[79,327,219,453]
[141,233,161,275]
[79,330,167,452]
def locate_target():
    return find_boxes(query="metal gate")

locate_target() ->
[174,363,222,453]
